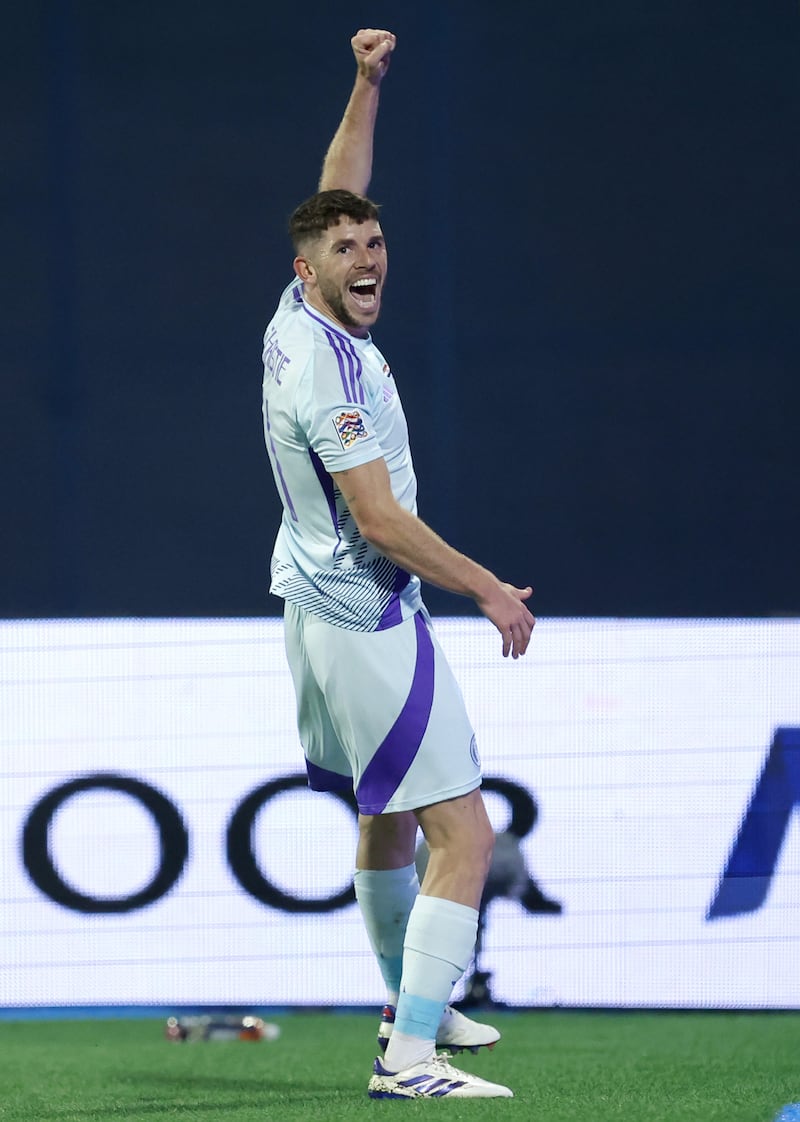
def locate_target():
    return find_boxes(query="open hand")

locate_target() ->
[478,582,536,659]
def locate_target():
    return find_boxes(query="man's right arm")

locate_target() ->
[318,28,396,196]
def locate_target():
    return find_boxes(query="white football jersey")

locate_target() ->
[262,280,423,631]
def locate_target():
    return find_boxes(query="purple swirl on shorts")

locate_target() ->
[355,612,434,813]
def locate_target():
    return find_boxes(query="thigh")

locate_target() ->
[301,608,417,798]
[283,601,352,787]
[305,609,481,816]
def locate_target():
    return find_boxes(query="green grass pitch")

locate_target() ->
[0,1010,797,1121]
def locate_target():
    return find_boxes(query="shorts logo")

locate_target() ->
[469,734,481,768]
[333,409,370,450]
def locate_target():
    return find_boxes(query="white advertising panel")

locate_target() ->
[1,617,799,1010]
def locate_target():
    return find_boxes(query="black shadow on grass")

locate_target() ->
[124,1070,340,1093]
[30,1086,345,1122]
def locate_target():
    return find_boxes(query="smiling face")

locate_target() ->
[294,216,387,338]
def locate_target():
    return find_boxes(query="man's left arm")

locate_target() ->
[318,28,396,195]
[332,458,535,659]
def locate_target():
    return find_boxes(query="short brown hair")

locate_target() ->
[289,189,381,253]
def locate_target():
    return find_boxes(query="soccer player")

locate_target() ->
[261,28,535,1099]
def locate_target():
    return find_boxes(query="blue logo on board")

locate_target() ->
[707,727,800,919]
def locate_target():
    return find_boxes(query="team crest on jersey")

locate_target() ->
[333,409,370,450]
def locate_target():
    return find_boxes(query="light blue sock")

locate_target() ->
[354,863,419,1003]
[383,895,478,1072]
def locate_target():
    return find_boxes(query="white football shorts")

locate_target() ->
[282,601,482,815]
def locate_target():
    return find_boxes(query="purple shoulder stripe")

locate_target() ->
[298,301,367,405]
[324,330,366,405]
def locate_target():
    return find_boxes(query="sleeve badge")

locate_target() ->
[333,409,370,450]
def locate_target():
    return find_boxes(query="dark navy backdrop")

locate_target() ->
[2,2,798,618]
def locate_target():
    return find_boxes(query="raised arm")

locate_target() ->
[318,28,396,195]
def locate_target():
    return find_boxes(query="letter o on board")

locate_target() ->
[226,774,358,913]
[22,772,189,914]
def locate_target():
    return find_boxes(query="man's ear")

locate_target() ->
[293,255,315,284]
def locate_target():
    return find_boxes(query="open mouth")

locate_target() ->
[349,277,378,310]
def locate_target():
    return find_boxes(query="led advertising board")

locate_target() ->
[2,617,798,1009]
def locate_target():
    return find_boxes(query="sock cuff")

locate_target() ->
[404,894,478,968]
[410,893,478,926]
[353,863,419,892]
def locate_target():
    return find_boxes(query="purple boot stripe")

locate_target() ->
[355,613,434,814]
